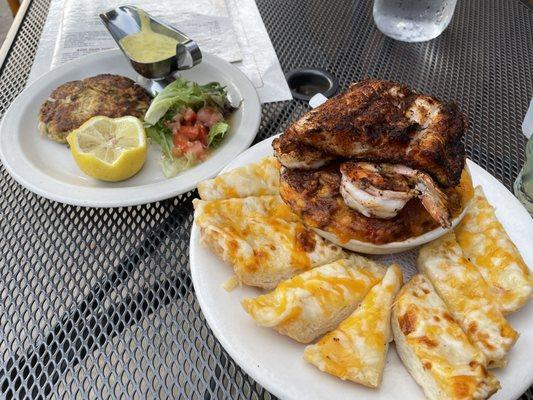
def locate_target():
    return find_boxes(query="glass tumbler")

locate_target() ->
[373,0,458,42]
[514,136,533,215]
[514,99,533,215]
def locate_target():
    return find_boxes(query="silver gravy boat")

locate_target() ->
[100,5,202,93]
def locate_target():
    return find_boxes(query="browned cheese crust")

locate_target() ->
[279,164,473,244]
[38,74,151,143]
[281,78,467,188]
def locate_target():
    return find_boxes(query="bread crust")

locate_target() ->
[242,256,385,343]
[392,275,500,400]
[198,156,280,200]
[418,232,518,368]
[455,186,533,314]
[193,196,345,290]
[304,265,403,387]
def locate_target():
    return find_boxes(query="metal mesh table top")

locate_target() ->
[0,0,532,398]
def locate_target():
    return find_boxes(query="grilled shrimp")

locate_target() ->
[340,162,452,228]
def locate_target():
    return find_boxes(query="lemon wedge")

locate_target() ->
[67,116,147,182]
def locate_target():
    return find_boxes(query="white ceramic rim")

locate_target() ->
[0,49,261,208]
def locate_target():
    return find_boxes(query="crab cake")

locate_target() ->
[38,74,151,144]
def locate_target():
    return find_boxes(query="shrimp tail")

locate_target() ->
[415,172,452,229]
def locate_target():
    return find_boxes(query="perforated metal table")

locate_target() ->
[0,0,532,398]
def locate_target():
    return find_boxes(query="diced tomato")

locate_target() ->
[197,107,223,128]
[196,123,209,146]
[173,139,205,159]
[172,147,183,158]
[186,141,205,158]
[171,111,209,159]
[172,134,188,154]
[178,125,201,140]
[181,107,197,124]
[171,124,179,136]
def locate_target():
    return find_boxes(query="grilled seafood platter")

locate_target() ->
[273,78,474,250]
[191,128,533,399]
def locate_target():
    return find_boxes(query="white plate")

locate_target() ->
[190,136,533,400]
[0,49,261,207]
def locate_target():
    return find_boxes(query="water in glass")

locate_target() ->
[373,0,458,42]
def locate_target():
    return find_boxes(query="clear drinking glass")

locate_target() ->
[514,137,533,215]
[514,99,533,215]
[373,0,458,42]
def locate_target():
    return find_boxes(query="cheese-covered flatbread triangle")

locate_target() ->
[304,264,402,388]
[241,255,386,343]
[193,195,345,289]
[418,231,518,368]
[198,156,280,200]
[455,186,532,314]
[392,274,500,400]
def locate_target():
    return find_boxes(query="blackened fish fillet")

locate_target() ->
[278,78,466,187]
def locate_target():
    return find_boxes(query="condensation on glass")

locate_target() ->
[373,0,458,42]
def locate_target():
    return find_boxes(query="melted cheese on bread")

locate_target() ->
[304,264,402,388]
[418,232,518,368]
[241,255,385,343]
[198,156,280,200]
[455,186,532,314]
[392,274,500,400]
[193,195,345,289]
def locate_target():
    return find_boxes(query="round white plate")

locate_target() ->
[190,136,533,400]
[0,49,261,207]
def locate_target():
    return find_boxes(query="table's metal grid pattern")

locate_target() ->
[0,0,531,398]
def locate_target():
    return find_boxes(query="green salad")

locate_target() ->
[144,78,236,177]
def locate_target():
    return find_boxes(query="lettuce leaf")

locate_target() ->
[160,152,197,178]
[144,78,233,125]
[208,122,229,147]
[146,125,173,160]
[146,125,197,178]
